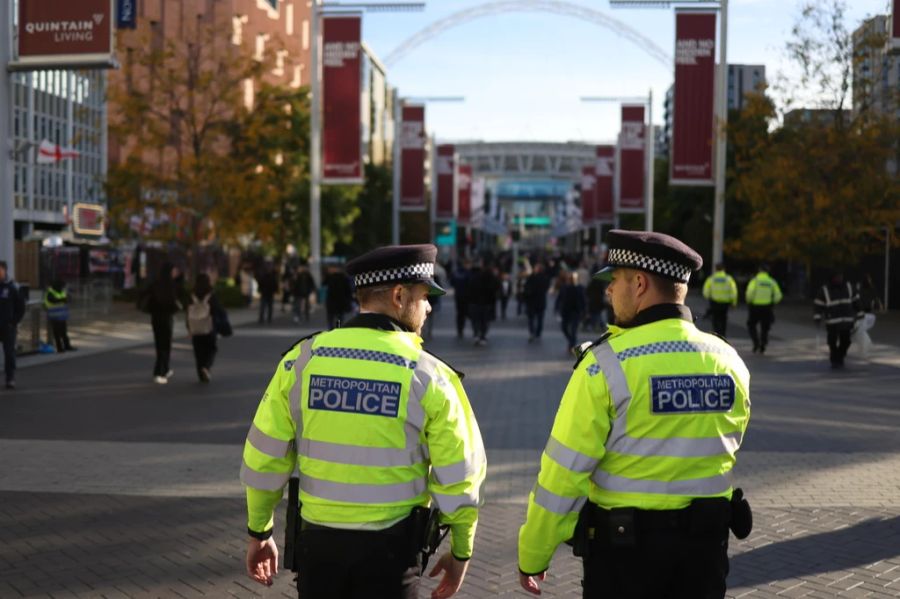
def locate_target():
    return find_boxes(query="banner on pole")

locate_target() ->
[400,104,427,211]
[596,145,615,222]
[618,105,645,211]
[892,0,900,49]
[457,165,472,224]
[581,166,596,225]
[11,0,117,70]
[435,145,455,219]
[671,10,716,186]
[322,15,363,184]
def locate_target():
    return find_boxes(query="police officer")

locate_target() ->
[814,272,862,369]
[745,265,783,353]
[0,261,26,390]
[44,279,76,353]
[241,244,487,599]
[517,230,751,599]
[702,263,738,338]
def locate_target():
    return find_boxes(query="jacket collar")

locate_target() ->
[342,312,413,333]
[627,303,693,328]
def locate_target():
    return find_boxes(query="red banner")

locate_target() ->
[581,166,596,224]
[322,15,363,183]
[14,0,115,69]
[618,105,645,211]
[457,165,472,224]
[435,144,455,219]
[400,105,427,210]
[595,145,615,222]
[671,11,716,185]
[894,0,900,47]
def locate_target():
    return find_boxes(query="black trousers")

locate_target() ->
[561,315,579,348]
[583,521,729,599]
[191,333,217,376]
[527,306,545,338]
[296,527,420,599]
[826,326,852,366]
[454,301,468,337]
[259,296,274,323]
[50,319,73,352]
[747,305,774,350]
[0,324,16,383]
[708,302,730,338]
[470,304,491,340]
[151,314,173,377]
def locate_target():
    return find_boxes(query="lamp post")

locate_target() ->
[1,1,15,277]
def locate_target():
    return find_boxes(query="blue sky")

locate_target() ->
[360,0,889,143]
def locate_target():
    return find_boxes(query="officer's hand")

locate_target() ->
[245,537,278,586]
[428,552,468,599]
[519,571,546,595]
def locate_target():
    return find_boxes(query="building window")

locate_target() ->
[291,65,302,88]
[255,33,269,61]
[232,15,248,46]
[286,4,294,35]
[303,20,310,50]
[267,0,278,8]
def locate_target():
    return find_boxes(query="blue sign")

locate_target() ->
[308,375,402,417]
[650,375,735,414]
[496,180,572,200]
[435,219,457,247]
[117,0,137,30]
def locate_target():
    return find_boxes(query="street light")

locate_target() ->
[391,95,465,245]
[580,92,656,233]
[308,1,425,284]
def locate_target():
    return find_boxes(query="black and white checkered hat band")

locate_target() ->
[354,262,434,288]
[607,248,693,282]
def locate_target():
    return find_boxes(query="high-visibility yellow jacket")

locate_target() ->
[241,313,487,559]
[745,272,783,306]
[44,287,69,321]
[518,304,750,575]
[702,270,738,306]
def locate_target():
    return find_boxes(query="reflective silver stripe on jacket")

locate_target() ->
[240,461,291,491]
[544,436,598,473]
[247,423,292,459]
[591,343,741,459]
[300,473,427,504]
[299,437,426,468]
[592,470,732,496]
[431,488,483,513]
[432,448,486,486]
[289,337,317,440]
[533,483,587,515]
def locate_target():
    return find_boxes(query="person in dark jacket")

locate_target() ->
[324,265,354,330]
[450,260,472,338]
[814,273,863,369]
[187,273,228,383]
[585,276,608,332]
[467,261,500,346]
[256,263,279,324]
[0,261,26,389]
[291,263,317,323]
[523,263,551,342]
[555,271,586,353]
[44,279,76,353]
[141,262,184,384]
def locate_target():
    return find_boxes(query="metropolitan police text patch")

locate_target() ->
[650,375,735,414]
[308,375,402,417]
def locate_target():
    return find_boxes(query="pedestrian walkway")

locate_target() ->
[1,293,899,597]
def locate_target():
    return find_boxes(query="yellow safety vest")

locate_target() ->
[745,273,783,306]
[44,287,69,320]
[702,271,738,305]
[518,306,750,574]
[241,318,487,559]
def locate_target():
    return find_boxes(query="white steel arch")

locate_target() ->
[384,0,672,68]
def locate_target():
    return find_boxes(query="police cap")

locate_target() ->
[594,229,703,283]
[346,244,446,296]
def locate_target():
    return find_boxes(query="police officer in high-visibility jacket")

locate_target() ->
[745,265,783,353]
[241,244,486,599]
[702,263,738,338]
[518,230,752,599]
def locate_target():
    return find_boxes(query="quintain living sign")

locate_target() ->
[14,0,116,70]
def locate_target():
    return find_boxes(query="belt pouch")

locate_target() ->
[607,508,637,548]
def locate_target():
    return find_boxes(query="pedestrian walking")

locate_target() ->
[515,264,529,317]
[518,230,752,598]
[0,261,26,389]
[523,263,551,342]
[498,272,512,320]
[555,271,586,354]
[323,264,353,329]
[745,265,783,353]
[467,260,499,346]
[240,244,486,599]
[291,262,317,323]
[814,273,863,369]
[450,260,472,338]
[281,264,295,314]
[256,263,279,324]
[584,276,607,333]
[702,263,738,338]
[238,262,255,307]
[140,262,184,384]
[186,273,230,383]
[44,279,76,353]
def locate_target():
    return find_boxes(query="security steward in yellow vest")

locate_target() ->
[702,263,738,338]
[745,265,783,354]
[44,280,76,353]
[518,230,752,599]
[241,244,487,599]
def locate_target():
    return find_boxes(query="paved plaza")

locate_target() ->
[1,297,899,598]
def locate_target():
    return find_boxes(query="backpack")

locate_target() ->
[187,294,213,335]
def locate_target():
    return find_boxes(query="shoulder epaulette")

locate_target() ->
[572,331,613,369]
[281,331,322,357]
[709,332,734,348]
[422,349,465,380]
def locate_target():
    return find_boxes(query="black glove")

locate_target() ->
[729,488,753,539]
